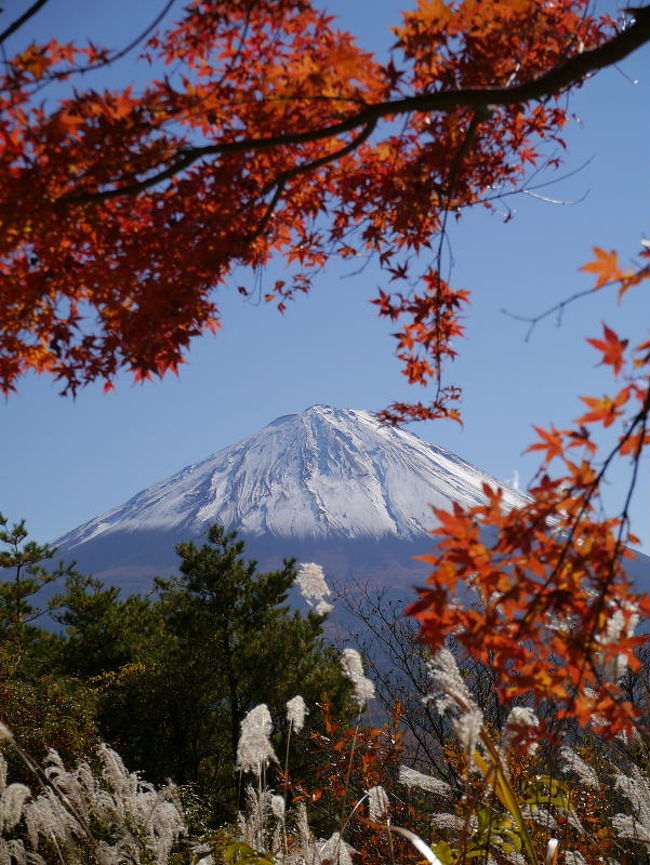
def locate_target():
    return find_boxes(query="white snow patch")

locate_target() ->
[58,405,529,549]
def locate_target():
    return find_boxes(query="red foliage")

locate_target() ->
[1,3,649,732]
[409,257,650,732]
[290,703,425,865]
[1,0,645,402]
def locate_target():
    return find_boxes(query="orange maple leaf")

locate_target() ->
[580,247,624,289]
[577,390,630,427]
[587,324,628,375]
[526,425,566,463]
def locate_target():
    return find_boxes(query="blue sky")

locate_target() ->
[1,0,648,554]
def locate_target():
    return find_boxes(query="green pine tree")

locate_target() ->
[0,512,70,672]
[0,514,98,770]
[52,526,352,819]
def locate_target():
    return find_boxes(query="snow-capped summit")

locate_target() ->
[55,405,649,594]
[60,405,526,553]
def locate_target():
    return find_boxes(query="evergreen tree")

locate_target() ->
[50,573,154,679]
[52,526,352,818]
[146,528,349,792]
[0,513,70,673]
[0,514,98,770]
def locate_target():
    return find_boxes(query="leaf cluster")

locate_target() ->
[1,0,648,422]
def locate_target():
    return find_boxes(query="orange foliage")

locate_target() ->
[1,3,649,732]
[409,255,650,732]
[0,0,646,405]
[289,703,426,865]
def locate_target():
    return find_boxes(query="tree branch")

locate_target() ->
[59,8,650,206]
[0,0,51,46]
[32,0,177,88]
[251,120,377,239]
[502,263,650,341]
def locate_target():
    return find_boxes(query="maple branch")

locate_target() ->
[517,388,650,637]
[252,120,378,241]
[60,9,650,207]
[0,0,51,45]
[83,0,177,70]
[503,264,650,340]
[444,107,491,199]
[424,111,488,410]
[23,0,178,93]
[566,386,650,716]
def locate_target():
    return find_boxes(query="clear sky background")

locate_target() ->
[1,0,648,554]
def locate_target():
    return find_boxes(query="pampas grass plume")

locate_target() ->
[236,705,278,776]
[340,648,375,708]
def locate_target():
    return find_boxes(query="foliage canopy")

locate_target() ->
[1,0,649,735]
[0,0,648,418]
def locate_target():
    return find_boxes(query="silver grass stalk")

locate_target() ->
[271,795,285,822]
[270,794,286,856]
[558,746,599,791]
[1,785,31,832]
[558,807,586,835]
[286,696,308,734]
[18,745,185,865]
[425,648,476,715]
[453,708,483,760]
[564,852,587,865]
[613,765,650,844]
[236,704,278,776]
[271,794,290,856]
[340,649,375,708]
[317,832,356,865]
[611,813,650,843]
[367,786,390,822]
[283,694,306,847]
[501,706,540,756]
[24,788,81,849]
[0,837,42,865]
[520,806,558,831]
[501,706,539,750]
[296,563,333,616]
[294,801,320,865]
[596,601,640,684]
[582,686,606,730]
[237,786,275,852]
[429,813,463,832]
[425,649,484,761]
[398,765,453,799]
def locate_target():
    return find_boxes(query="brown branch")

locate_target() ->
[31,0,177,88]
[503,264,650,341]
[250,120,377,242]
[59,7,650,206]
[0,0,51,45]
[444,107,492,198]
[424,109,489,407]
[516,386,650,637]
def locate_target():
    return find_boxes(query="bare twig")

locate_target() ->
[28,0,177,88]
[502,264,650,342]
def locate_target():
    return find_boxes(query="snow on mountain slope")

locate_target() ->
[59,405,527,552]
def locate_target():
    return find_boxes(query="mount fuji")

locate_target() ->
[55,405,648,593]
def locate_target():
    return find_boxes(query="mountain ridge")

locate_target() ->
[55,405,649,594]
[59,404,526,551]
